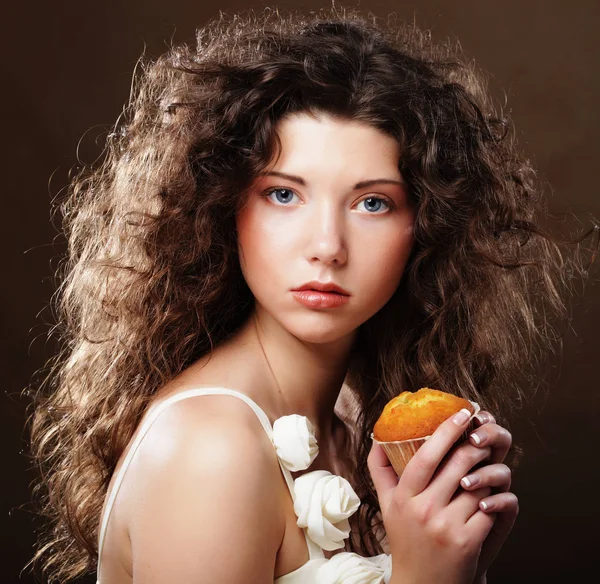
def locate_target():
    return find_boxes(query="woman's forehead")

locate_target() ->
[264,112,403,179]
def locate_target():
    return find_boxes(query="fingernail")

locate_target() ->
[480,500,494,511]
[475,413,489,424]
[453,408,472,426]
[470,430,486,445]
[461,474,480,488]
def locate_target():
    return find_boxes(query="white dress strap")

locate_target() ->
[96,386,323,582]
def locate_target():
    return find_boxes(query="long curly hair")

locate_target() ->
[27,5,597,582]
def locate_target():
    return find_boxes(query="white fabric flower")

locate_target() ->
[293,470,361,551]
[272,414,319,471]
[316,552,392,584]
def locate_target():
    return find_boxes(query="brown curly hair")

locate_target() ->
[27,5,597,582]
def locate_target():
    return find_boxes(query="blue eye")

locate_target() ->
[356,197,391,214]
[262,189,392,213]
[263,187,298,205]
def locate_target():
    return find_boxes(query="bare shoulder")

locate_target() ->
[133,392,276,469]
[124,393,284,583]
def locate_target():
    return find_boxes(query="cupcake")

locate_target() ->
[371,387,480,477]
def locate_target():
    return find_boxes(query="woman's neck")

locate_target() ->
[235,306,356,445]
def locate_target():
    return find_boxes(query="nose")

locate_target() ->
[306,201,348,266]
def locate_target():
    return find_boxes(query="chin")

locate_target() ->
[279,312,360,345]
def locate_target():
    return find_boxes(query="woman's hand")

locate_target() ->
[367,408,518,584]
[462,412,519,581]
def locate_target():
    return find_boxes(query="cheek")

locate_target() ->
[236,206,263,279]
[384,224,414,272]
[356,222,414,300]
[236,203,288,289]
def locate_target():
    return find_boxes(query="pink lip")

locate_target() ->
[291,290,350,309]
[292,280,350,296]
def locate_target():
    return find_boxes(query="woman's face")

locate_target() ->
[236,112,415,344]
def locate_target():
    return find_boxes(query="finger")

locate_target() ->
[425,442,492,505]
[464,508,497,548]
[473,411,496,427]
[467,423,512,464]
[367,439,399,514]
[474,494,519,575]
[446,486,492,522]
[478,491,519,514]
[460,463,512,493]
[399,407,477,498]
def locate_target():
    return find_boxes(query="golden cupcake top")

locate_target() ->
[373,387,475,442]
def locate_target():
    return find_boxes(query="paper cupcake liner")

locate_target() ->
[371,401,481,477]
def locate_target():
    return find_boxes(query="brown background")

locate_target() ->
[2,1,598,582]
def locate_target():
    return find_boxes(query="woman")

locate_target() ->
[28,6,593,583]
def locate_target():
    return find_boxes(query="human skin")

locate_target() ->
[235,111,415,437]
[369,409,518,583]
[237,112,415,345]
[235,111,517,581]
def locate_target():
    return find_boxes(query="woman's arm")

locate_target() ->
[125,398,284,583]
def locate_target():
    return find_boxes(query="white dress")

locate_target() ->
[96,387,392,583]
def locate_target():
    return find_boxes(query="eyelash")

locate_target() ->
[261,187,395,213]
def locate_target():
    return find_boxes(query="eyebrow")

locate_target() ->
[259,171,405,189]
